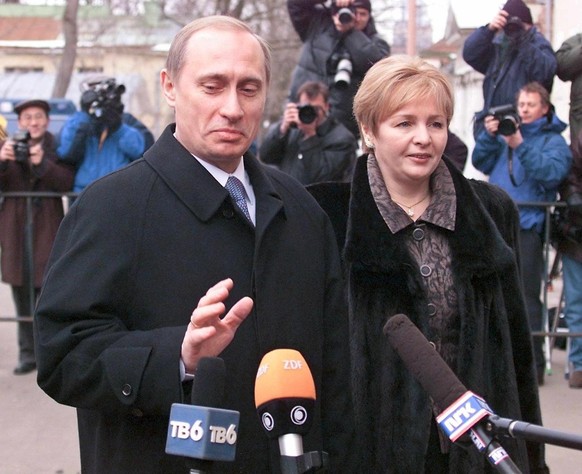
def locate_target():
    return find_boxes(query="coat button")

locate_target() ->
[222,206,235,219]
[420,264,432,277]
[298,153,303,160]
[427,303,437,316]
[412,227,425,241]
[131,408,144,417]
[122,384,132,397]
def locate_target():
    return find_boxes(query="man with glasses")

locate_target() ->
[260,81,357,184]
[0,99,74,375]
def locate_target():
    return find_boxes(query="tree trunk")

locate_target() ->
[51,0,80,98]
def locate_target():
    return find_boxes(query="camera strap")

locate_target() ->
[507,148,524,187]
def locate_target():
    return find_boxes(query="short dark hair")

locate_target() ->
[296,81,329,103]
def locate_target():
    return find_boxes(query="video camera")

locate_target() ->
[81,78,126,120]
[488,104,521,136]
[12,129,31,163]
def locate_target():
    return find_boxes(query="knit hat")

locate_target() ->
[502,0,533,24]
[14,99,50,116]
[352,0,371,12]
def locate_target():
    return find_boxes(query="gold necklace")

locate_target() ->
[391,193,430,217]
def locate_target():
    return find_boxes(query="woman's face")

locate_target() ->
[364,96,448,188]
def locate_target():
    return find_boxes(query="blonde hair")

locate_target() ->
[165,15,272,84]
[353,55,454,137]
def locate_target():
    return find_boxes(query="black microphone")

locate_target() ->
[254,348,328,474]
[165,357,240,474]
[383,314,522,474]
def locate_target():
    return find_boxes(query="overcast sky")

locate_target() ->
[428,0,501,40]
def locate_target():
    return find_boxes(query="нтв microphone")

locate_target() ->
[383,314,522,474]
[165,357,240,473]
[255,348,328,474]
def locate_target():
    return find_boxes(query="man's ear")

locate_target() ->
[161,69,176,108]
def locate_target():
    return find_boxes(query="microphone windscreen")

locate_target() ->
[254,349,316,439]
[254,349,316,407]
[383,314,466,410]
[192,357,226,408]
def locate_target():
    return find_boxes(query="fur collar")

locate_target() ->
[344,155,516,279]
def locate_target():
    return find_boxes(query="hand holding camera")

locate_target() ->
[279,102,318,136]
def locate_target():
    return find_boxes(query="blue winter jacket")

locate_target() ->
[57,111,145,192]
[472,113,572,232]
[463,26,557,138]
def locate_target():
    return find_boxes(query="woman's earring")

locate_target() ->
[364,137,374,149]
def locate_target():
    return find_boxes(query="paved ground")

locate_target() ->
[1,280,581,473]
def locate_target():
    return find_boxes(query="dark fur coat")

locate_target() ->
[309,156,548,473]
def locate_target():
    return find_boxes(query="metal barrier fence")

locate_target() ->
[0,192,580,371]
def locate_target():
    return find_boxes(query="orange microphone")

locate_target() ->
[255,349,316,461]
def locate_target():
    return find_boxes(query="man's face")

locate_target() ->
[353,7,370,31]
[17,106,49,141]
[161,27,267,173]
[517,91,549,124]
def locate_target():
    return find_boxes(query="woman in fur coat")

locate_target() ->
[311,55,549,473]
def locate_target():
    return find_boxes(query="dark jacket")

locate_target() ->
[287,0,390,137]
[554,130,582,262]
[0,132,74,287]
[259,116,357,184]
[462,25,556,138]
[556,33,582,143]
[34,124,354,473]
[310,156,547,473]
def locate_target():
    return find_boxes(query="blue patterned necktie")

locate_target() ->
[225,176,253,224]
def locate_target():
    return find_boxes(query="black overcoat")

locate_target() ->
[34,125,354,473]
[310,156,548,473]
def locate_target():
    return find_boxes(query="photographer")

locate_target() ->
[259,81,357,184]
[472,82,572,385]
[462,0,556,139]
[0,99,74,375]
[57,77,148,192]
[287,0,390,138]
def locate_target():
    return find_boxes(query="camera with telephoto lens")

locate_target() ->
[297,104,318,124]
[85,78,126,119]
[488,104,521,136]
[12,129,31,163]
[330,50,353,88]
[504,16,524,37]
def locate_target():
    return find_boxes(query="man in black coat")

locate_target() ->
[287,0,390,137]
[260,80,357,184]
[34,16,353,473]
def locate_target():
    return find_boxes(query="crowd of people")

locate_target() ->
[0,0,581,472]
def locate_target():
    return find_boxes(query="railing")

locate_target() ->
[0,192,579,372]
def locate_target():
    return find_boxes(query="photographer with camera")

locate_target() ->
[0,99,74,375]
[462,0,556,140]
[57,76,148,192]
[287,0,389,138]
[259,80,357,184]
[472,82,572,385]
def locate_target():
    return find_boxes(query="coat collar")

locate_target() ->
[143,124,285,232]
[344,155,516,278]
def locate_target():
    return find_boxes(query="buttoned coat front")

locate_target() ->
[35,125,353,473]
